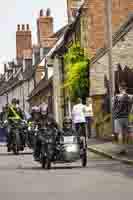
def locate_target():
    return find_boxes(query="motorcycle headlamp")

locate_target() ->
[28,127,31,131]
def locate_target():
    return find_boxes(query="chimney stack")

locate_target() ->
[37,8,53,45]
[16,24,32,64]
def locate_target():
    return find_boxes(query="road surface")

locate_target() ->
[0,147,133,200]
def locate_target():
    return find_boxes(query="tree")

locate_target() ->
[64,42,90,101]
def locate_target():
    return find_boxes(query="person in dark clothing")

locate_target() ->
[7,98,24,152]
[7,99,23,122]
[34,113,61,161]
[63,117,77,136]
[30,106,42,160]
[113,83,132,148]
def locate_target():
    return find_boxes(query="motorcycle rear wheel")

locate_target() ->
[45,158,51,170]
[42,157,46,169]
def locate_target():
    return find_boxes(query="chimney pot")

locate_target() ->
[22,24,25,31]
[46,8,51,16]
[17,24,20,31]
[26,24,30,30]
[40,9,43,16]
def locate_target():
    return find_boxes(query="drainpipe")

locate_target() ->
[6,93,8,105]
[60,56,66,117]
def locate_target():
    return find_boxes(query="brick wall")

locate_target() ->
[37,9,54,46]
[90,27,133,96]
[84,0,133,55]
[16,24,32,62]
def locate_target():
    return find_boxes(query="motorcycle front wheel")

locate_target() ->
[13,130,21,155]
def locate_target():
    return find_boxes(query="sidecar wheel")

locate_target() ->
[81,150,87,167]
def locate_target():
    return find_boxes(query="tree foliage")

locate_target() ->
[64,42,90,100]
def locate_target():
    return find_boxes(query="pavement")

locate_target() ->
[0,147,133,199]
[88,139,133,165]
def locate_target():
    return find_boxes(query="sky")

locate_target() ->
[0,0,67,73]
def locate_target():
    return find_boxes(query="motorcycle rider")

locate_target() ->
[31,106,42,161]
[34,113,61,161]
[63,117,77,136]
[6,98,24,152]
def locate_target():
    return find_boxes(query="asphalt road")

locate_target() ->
[0,147,133,200]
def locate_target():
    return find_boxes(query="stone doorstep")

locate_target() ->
[88,144,133,165]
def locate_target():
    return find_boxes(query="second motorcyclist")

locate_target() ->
[33,112,61,161]
[31,106,43,161]
[6,98,24,152]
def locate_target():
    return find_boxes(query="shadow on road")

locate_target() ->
[17,165,83,171]
[87,159,133,179]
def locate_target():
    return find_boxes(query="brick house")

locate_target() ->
[42,7,88,125]
[0,24,34,112]
[66,0,133,55]
[0,9,58,112]
[90,14,133,138]
[28,25,68,123]
[49,0,133,126]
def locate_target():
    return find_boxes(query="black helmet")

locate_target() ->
[63,117,72,124]
[31,106,40,113]
[16,99,20,104]
[12,98,17,104]
[63,117,72,129]
[46,114,55,126]
[31,106,41,120]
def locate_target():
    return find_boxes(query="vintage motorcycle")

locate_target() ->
[34,126,57,169]
[35,126,87,169]
[4,120,27,154]
[26,121,37,149]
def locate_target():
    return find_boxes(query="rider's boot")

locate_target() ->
[7,144,11,152]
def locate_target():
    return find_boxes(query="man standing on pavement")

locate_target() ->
[113,83,132,152]
[72,98,86,136]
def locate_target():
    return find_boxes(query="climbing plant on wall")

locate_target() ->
[64,42,90,101]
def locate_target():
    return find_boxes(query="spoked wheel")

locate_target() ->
[13,145,19,155]
[81,149,87,167]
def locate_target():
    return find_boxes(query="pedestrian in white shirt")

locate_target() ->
[72,98,86,136]
[85,98,93,138]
